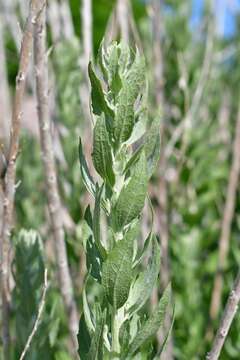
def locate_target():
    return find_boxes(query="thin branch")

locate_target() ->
[0,15,11,179]
[19,269,48,360]
[0,1,39,357]
[33,3,79,356]
[209,98,240,321]
[206,271,240,360]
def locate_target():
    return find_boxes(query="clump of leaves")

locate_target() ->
[78,42,172,359]
[12,230,53,359]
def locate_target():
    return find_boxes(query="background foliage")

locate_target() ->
[0,0,240,359]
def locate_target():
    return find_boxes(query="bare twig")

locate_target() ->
[209,99,240,321]
[0,16,11,179]
[19,269,48,360]
[33,3,79,355]
[0,1,39,357]
[206,271,240,360]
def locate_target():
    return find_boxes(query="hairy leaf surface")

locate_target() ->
[112,152,148,231]
[127,285,171,356]
[102,234,134,309]
[92,115,115,186]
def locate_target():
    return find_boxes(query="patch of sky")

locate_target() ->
[190,0,240,37]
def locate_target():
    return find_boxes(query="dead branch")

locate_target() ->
[0,1,40,357]
[206,271,240,360]
[33,2,79,355]
[0,16,11,180]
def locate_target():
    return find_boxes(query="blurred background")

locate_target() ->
[1,0,240,359]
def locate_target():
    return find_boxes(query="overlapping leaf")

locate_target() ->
[126,285,171,357]
[102,232,134,309]
[112,152,148,231]
[92,115,115,186]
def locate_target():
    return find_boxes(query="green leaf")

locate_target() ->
[92,114,115,186]
[112,152,148,231]
[155,305,175,359]
[86,236,102,283]
[78,308,106,360]
[106,42,122,96]
[49,318,60,347]
[93,185,107,260]
[13,230,47,353]
[78,314,91,359]
[126,53,146,100]
[126,237,160,315]
[87,309,106,360]
[125,108,148,146]
[114,54,146,145]
[98,41,108,81]
[133,197,154,267]
[126,285,171,356]
[114,81,135,144]
[102,233,134,309]
[79,138,96,197]
[119,319,131,354]
[84,205,93,229]
[144,117,161,177]
[123,145,143,175]
[83,279,95,335]
[88,61,113,118]
[118,42,131,75]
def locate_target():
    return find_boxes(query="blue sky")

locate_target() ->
[191,0,240,37]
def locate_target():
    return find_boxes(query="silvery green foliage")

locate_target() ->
[78,42,172,359]
[12,230,53,359]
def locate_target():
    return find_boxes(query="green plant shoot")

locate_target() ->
[78,42,172,359]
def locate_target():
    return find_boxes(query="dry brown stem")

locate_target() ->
[0,1,39,357]
[206,271,240,360]
[33,3,79,356]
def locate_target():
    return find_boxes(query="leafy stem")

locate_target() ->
[78,41,173,359]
